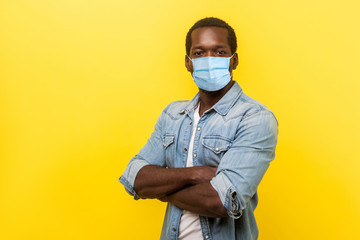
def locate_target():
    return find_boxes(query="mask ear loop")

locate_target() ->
[186,55,195,75]
[229,53,236,78]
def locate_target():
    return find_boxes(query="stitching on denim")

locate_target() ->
[162,134,175,149]
[201,136,233,153]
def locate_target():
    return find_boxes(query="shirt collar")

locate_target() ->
[178,81,243,116]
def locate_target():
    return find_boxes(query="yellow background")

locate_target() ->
[1,0,359,239]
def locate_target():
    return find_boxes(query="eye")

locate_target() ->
[216,50,226,56]
[194,51,204,57]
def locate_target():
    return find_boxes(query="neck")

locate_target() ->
[198,80,235,116]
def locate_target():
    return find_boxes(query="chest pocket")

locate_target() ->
[162,133,175,167]
[201,135,233,166]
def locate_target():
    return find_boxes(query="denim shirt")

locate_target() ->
[119,81,279,240]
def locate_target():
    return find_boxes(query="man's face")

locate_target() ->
[185,26,238,74]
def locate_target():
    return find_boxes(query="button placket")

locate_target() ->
[192,118,204,165]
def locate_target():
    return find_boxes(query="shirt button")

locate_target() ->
[184,148,187,152]
[215,147,219,151]
[197,127,201,131]
[190,122,192,125]
[193,153,197,158]
[172,228,176,232]
[205,235,209,239]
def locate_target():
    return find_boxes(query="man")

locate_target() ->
[119,17,278,240]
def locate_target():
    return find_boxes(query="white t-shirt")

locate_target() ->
[178,103,203,240]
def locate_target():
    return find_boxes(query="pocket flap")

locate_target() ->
[162,134,175,149]
[202,135,232,154]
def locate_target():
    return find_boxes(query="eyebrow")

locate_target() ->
[191,45,229,50]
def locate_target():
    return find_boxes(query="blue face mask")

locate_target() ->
[187,53,235,91]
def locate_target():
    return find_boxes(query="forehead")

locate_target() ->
[191,27,229,49]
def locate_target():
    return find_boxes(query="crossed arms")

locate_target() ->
[134,165,228,218]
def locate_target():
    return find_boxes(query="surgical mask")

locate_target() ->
[187,53,235,91]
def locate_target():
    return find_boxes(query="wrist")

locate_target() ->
[184,167,200,185]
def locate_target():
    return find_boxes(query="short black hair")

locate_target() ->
[186,17,237,56]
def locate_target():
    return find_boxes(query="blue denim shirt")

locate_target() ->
[119,81,279,240]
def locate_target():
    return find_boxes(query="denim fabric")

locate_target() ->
[119,81,279,240]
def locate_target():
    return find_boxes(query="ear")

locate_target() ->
[231,53,239,70]
[185,55,193,73]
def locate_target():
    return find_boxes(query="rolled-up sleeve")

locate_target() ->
[119,158,150,200]
[210,110,279,218]
[118,104,170,200]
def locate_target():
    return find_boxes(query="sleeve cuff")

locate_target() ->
[118,158,150,200]
[210,171,243,219]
